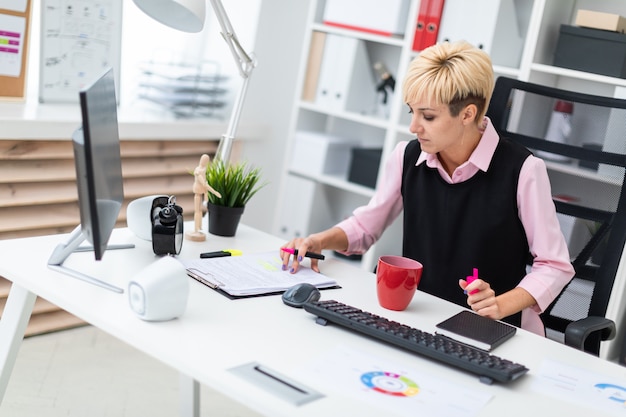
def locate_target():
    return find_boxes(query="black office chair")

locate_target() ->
[487,76,626,359]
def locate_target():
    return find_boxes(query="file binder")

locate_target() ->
[301,31,326,102]
[423,0,445,50]
[315,34,350,111]
[412,0,445,52]
[276,175,316,240]
[411,0,430,51]
[437,0,523,68]
[315,34,376,113]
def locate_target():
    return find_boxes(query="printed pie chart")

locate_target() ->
[360,371,419,397]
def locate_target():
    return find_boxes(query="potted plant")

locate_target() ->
[205,159,265,236]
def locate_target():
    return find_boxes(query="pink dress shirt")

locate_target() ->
[336,118,575,336]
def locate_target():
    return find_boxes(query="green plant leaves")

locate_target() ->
[205,160,265,208]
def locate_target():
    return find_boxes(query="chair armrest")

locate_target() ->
[564,316,616,351]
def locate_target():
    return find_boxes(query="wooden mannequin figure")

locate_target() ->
[186,154,221,241]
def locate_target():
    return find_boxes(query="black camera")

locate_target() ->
[151,195,184,255]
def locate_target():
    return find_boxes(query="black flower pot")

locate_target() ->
[207,203,244,237]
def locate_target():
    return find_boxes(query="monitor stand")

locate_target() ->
[47,225,135,293]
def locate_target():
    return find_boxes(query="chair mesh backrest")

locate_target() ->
[487,77,626,352]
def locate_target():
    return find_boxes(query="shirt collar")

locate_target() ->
[417,117,499,173]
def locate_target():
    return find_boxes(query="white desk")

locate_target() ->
[1,224,626,416]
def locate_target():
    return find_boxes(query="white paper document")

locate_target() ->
[532,359,626,415]
[182,251,337,296]
[39,0,122,102]
[298,345,492,417]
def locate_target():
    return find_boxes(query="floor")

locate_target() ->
[1,326,262,417]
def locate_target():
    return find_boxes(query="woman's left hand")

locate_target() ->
[459,278,503,320]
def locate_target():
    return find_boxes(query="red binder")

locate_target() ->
[423,0,445,49]
[412,0,430,51]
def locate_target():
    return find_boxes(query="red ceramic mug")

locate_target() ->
[376,256,423,311]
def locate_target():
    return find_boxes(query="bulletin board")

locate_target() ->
[39,0,122,103]
[0,0,32,100]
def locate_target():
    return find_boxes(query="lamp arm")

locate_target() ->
[215,75,251,162]
[210,0,256,78]
[209,0,257,162]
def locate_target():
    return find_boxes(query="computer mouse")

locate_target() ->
[282,283,321,308]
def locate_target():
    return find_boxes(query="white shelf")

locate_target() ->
[493,65,522,78]
[544,160,623,187]
[289,168,376,198]
[530,63,626,88]
[297,101,393,129]
[310,23,406,47]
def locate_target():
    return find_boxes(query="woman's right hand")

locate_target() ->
[280,234,324,274]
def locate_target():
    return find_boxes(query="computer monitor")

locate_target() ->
[47,67,133,293]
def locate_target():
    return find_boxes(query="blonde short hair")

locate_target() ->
[402,41,494,121]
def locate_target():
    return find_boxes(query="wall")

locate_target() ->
[238,0,312,232]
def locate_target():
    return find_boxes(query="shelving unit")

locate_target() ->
[515,0,626,223]
[273,0,422,271]
[274,0,626,272]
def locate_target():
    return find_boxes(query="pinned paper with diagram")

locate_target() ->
[39,0,122,102]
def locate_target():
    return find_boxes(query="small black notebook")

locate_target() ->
[435,310,517,351]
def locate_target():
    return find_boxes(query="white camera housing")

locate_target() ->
[128,256,189,321]
[127,195,167,241]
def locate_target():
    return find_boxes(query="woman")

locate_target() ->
[280,41,574,336]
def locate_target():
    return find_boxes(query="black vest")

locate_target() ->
[401,139,531,327]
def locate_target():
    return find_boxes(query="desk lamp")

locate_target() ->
[132,0,257,162]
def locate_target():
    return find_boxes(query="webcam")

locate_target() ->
[151,195,184,255]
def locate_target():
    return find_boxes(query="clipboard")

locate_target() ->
[0,0,32,100]
[183,251,341,300]
[188,270,341,300]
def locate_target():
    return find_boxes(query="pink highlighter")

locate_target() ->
[465,268,479,295]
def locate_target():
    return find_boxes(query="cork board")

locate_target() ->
[0,0,31,100]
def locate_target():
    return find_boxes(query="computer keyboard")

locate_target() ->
[303,300,529,384]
